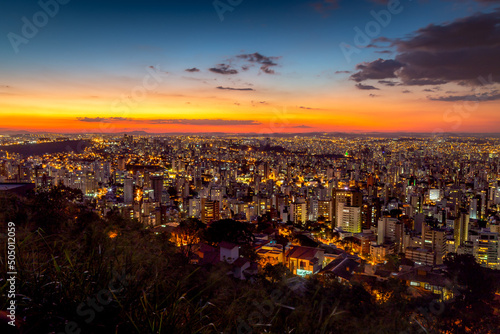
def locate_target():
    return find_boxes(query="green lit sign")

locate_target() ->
[296,269,313,277]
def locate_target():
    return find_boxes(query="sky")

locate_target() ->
[1,0,500,134]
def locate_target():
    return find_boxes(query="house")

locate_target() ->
[286,246,325,276]
[197,244,219,265]
[256,243,284,266]
[319,253,360,283]
[220,241,239,264]
[232,257,251,280]
[394,265,454,301]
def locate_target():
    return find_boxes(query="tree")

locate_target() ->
[177,218,206,257]
[203,219,255,246]
[30,185,83,233]
[433,253,499,333]
[262,263,291,283]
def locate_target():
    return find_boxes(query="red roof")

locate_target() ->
[287,246,322,260]
[220,241,238,250]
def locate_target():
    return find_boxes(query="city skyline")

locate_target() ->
[2,0,500,133]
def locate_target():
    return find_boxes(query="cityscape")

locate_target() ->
[1,0,500,333]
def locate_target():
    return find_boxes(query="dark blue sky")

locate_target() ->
[1,0,500,133]
[1,0,489,77]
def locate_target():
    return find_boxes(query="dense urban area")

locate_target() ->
[1,133,499,333]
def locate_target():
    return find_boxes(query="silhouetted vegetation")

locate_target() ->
[0,189,498,333]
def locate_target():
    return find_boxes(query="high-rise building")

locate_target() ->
[421,224,447,265]
[117,157,126,171]
[151,175,164,203]
[332,188,362,226]
[474,230,499,270]
[124,177,134,204]
[454,211,469,251]
[317,200,333,222]
[337,202,362,233]
[201,199,220,224]
[291,201,307,224]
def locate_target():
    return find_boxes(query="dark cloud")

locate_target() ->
[149,119,261,125]
[216,86,254,91]
[351,11,500,86]
[76,117,260,126]
[355,83,380,90]
[185,67,200,72]
[298,106,326,111]
[403,78,448,86]
[77,117,131,123]
[293,125,313,128]
[428,92,500,102]
[77,117,109,123]
[350,59,403,82]
[335,70,351,74]
[209,64,238,75]
[378,80,398,86]
[402,90,412,93]
[236,52,280,74]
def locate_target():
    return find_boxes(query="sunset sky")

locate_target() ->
[1,0,500,134]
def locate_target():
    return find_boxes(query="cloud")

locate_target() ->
[311,0,340,14]
[355,83,380,90]
[369,94,379,97]
[76,117,260,126]
[236,52,280,74]
[148,65,168,74]
[148,119,261,125]
[350,59,403,82]
[351,10,500,86]
[185,67,200,72]
[77,117,109,123]
[216,86,254,91]
[77,117,131,123]
[402,90,412,93]
[335,70,351,74]
[209,64,238,75]
[292,125,313,128]
[378,80,398,86]
[428,92,500,102]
